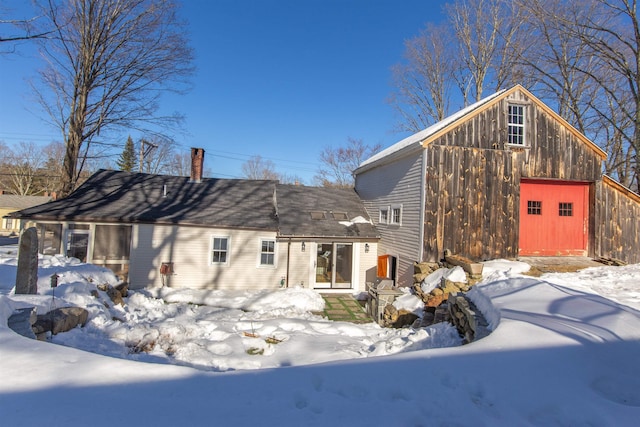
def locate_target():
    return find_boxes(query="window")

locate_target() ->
[379,208,389,224]
[4,218,13,230]
[391,205,402,225]
[211,236,229,264]
[94,225,132,260]
[508,104,525,145]
[527,200,542,215]
[38,223,62,255]
[559,202,573,217]
[310,211,325,220]
[331,212,348,220]
[260,239,275,266]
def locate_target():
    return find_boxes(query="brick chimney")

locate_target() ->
[190,148,205,182]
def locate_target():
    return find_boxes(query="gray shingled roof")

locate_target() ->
[0,195,52,210]
[276,184,379,239]
[12,170,379,239]
[12,170,279,230]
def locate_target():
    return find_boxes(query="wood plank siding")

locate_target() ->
[594,177,640,264]
[423,146,519,261]
[357,86,639,284]
[355,151,424,287]
[422,90,604,262]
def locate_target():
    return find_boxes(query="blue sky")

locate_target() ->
[0,0,448,183]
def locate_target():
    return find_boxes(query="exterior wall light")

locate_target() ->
[365,243,370,253]
[301,242,306,252]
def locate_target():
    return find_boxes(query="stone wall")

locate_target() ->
[412,261,490,343]
[448,294,490,344]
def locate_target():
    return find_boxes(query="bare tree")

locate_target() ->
[2,142,48,195]
[0,4,52,51]
[391,0,522,132]
[278,172,305,185]
[167,151,192,177]
[314,138,382,188]
[445,0,521,103]
[241,156,280,180]
[390,23,455,132]
[565,0,640,190]
[139,136,179,175]
[32,0,194,196]
[514,0,602,134]
[39,141,65,194]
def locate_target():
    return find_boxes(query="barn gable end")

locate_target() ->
[356,85,639,287]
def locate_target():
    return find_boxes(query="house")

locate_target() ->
[355,85,640,287]
[0,194,52,236]
[10,149,379,292]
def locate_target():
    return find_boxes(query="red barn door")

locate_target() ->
[519,180,589,256]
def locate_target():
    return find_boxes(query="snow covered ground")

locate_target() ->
[1,245,639,426]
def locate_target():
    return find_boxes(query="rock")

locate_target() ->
[382,304,399,326]
[115,282,129,297]
[382,304,419,328]
[441,279,464,296]
[15,227,39,295]
[8,307,37,339]
[392,310,419,328]
[97,283,125,306]
[426,294,445,307]
[107,286,124,305]
[414,262,439,275]
[33,307,89,335]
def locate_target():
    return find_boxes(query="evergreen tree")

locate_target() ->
[117,136,137,172]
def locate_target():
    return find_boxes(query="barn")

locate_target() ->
[355,85,640,287]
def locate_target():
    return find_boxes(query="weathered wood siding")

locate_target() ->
[355,151,424,286]
[423,146,519,261]
[594,178,640,264]
[423,89,603,261]
[129,224,287,290]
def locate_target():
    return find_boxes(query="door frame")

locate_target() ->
[310,241,357,290]
[518,179,590,256]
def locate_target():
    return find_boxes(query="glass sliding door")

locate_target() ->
[333,243,353,289]
[65,231,89,262]
[314,242,353,289]
[316,243,333,288]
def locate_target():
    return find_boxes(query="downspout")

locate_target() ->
[418,149,427,262]
[285,238,291,288]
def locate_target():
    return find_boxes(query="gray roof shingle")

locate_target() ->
[12,170,379,239]
[12,170,279,230]
[276,184,379,239]
[0,195,52,210]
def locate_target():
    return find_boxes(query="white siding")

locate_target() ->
[285,241,378,293]
[355,151,424,287]
[284,240,312,288]
[129,224,286,290]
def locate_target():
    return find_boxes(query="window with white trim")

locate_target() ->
[211,236,230,264]
[508,104,525,145]
[390,205,402,225]
[259,239,276,266]
[379,207,389,224]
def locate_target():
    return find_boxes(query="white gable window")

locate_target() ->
[508,104,525,146]
[211,236,230,265]
[379,207,389,224]
[390,204,402,225]
[259,238,276,266]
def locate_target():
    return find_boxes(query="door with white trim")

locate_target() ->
[313,242,353,289]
